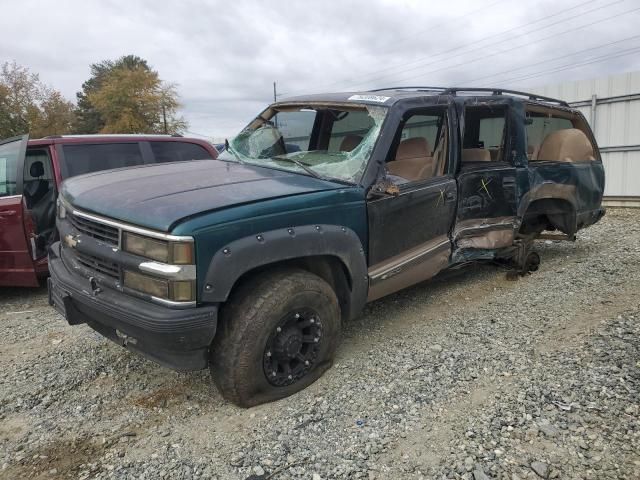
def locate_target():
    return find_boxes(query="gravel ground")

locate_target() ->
[1,208,639,480]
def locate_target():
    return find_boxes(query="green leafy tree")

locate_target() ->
[76,55,186,134]
[0,62,75,138]
[74,55,150,133]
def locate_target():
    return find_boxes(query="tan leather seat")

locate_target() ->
[339,135,363,152]
[387,137,433,181]
[536,128,595,162]
[462,148,492,162]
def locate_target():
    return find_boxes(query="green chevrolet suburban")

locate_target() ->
[48,88,605,407]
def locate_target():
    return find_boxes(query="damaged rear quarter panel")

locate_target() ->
[522,160,605,232]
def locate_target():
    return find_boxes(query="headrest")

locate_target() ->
[462,148,492,162]
[536,128,595,162]
[396,137,430,161]
[339,135,363,152]
[30,161,45,178]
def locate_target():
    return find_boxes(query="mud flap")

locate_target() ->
[48,277,86,325]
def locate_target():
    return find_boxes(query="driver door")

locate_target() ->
[367,108,457,301]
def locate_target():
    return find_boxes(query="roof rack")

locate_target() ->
[367,86,569,106]
[442,87,569,106]
[368,86,447,93]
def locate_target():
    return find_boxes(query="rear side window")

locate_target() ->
[149,141,214,163]
[0,140,20,196]
[462,107,507,163]
[61,143,144,178]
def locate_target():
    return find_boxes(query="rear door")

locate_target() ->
[453,104,520,260]
[0,135,40,287]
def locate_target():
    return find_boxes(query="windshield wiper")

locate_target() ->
[225,139,245,164]
[272,156,323,180]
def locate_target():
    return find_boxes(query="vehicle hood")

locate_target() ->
[61,160,345,231]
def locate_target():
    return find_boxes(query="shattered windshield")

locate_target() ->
[218,104,387,183]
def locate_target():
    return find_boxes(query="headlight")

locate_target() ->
[123,270,196,302]
[122,232,194,264]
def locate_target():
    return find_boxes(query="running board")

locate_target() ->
[537,232,576,241]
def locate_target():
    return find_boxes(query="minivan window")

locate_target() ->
[0,140,20,196]
[61,143,144,178]
[149,141,213,163]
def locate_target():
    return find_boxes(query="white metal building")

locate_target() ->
[531,71,640,206]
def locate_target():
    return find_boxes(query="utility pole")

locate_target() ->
[162,103,168,134]
[273,81,278,128]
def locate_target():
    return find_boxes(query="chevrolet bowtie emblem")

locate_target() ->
[64,234,78,248]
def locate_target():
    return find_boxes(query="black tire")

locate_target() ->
[210,268,341,407]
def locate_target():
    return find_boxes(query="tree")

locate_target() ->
[31,89,76,138]
[76,55,186,134]
[74,55,150,134]
[0,62,75,138]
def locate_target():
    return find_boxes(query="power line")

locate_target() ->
[355,0,509,59]
[485,45,640,87]
[290,0,604,95]
[460,34,640,86]
[352,0,629,89]
[370,3,640,88]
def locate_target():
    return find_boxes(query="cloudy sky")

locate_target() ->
[2,0,639,139]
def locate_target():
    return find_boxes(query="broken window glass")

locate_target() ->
[219,104,387,184]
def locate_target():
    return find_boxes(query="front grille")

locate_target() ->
[69,213,119,246]
[75,251,120,279]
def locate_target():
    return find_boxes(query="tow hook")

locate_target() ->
[89,276,102,296]
[116,329,138,347]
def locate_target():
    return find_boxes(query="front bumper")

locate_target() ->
[48,242,218,371]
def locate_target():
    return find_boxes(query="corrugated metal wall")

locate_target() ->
[532,71,640,200]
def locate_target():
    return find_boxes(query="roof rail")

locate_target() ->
[368,86,447,92]
[367,86,569,106]
[44,135,63,139]
[442,87,569,106]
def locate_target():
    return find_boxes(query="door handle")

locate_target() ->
[445,191,456,202]
[0,209,17,216]
[502,177,516,188]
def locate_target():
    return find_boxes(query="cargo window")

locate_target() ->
[61,143,144,178]
[526,108,597,163]
[149,141,214,163]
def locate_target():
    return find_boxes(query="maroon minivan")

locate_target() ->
[0,134,218,287]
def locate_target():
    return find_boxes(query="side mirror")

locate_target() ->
[369,179,400,199]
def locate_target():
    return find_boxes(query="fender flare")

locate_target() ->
[201,224,368,319]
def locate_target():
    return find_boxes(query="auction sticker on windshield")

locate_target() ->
[347,94,390,103]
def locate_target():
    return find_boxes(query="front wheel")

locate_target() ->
[210,268,341,407]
